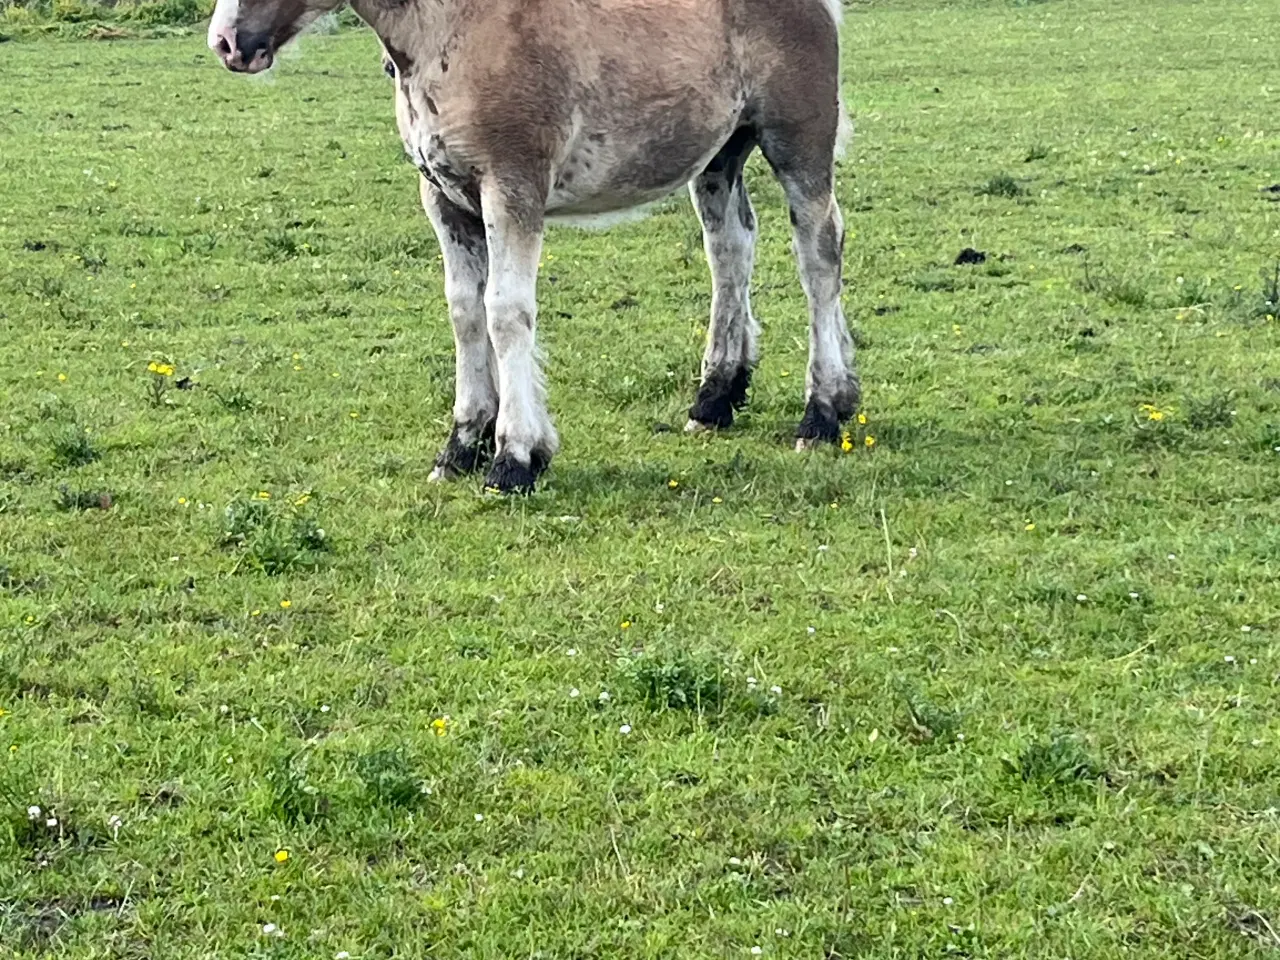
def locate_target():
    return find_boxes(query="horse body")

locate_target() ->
[209,0,858,492]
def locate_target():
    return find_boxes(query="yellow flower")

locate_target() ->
[952,325,963,336]
[57,373,67,382]
[711,496,723,504]
[780,370,791,377]
[857,413,868,425]
[621,620,632,630]
[349,412,360,419]
[8,745,15,753]
[294,494,311,507]
[274,848,290,863]
[0,707,8,718]
[431,717,449,737]
[279,600,292,609]
[177,497,187,505]
[1025,522,1036,532]
[1140,404,1165,422]
[255,491,271,500]
[864,435,877,448]
[293,365,302,372]
[292,353,300,361]
[250,609,261,617]
[667,479,678,489]
[840,433,853,453]
[147,361,175,377]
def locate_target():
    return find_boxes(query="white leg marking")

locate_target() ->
[687,170,758,430]
[482,190,558,466]
[690,178,758,379]
[788,191,855,414]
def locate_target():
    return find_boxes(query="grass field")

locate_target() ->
[2,0,1280,955]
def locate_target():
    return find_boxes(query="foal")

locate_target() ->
[209,0,859,493]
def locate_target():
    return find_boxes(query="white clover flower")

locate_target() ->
[569,687,580,698]
[27,805,41,820]
[619,724,632,735]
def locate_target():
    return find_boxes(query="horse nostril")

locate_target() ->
[215,35,233,58]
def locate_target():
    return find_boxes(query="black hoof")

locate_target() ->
[483,450,549,496]
[688,366,752,430]
[796,398,842,444]
[433,420,495,479]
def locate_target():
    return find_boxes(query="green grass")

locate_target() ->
[2,0,1280,955]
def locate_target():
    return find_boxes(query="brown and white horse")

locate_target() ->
[209,0,858,493]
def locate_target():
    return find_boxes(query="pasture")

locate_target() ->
[2,0,1279,955]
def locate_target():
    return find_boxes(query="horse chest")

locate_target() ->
[397,86,480,214]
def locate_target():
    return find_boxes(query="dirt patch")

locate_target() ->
[2,895,128,950]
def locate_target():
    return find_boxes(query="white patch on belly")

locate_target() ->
[548,201,667,231]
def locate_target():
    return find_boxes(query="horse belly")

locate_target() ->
[545,116,738,220]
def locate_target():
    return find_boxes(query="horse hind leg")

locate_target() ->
[759,124,859,449]
[686,126,760,433]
